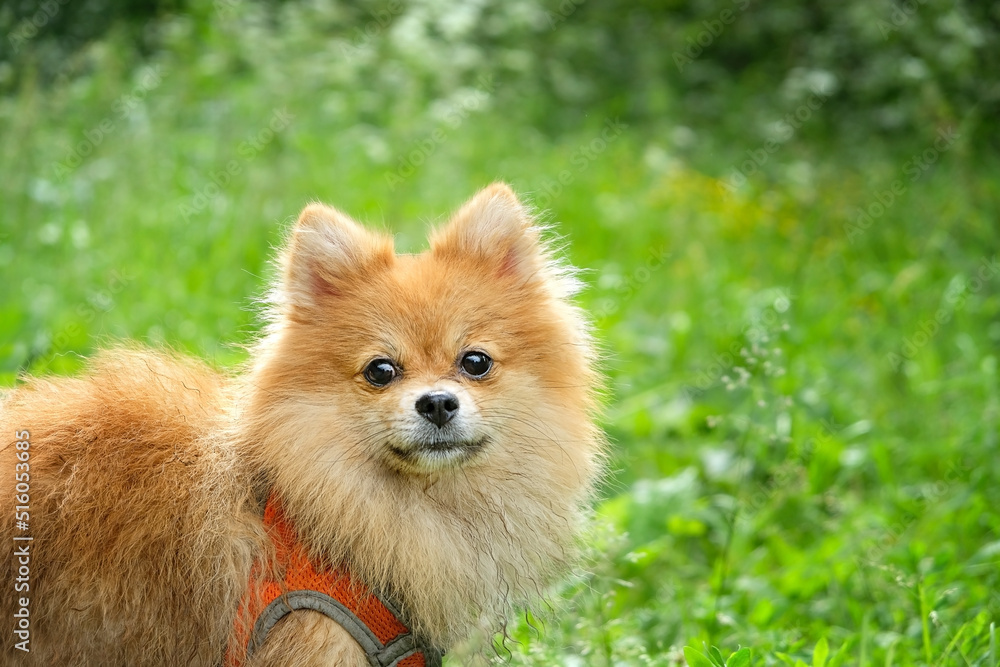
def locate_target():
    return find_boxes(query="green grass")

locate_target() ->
[2,6,999,666]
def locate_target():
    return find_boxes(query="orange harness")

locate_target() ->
[226,493,442,667]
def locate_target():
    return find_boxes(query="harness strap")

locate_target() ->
[227,494,443,667]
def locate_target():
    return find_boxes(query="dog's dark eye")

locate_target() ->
[460,351,493,378]
[363,359,398,387]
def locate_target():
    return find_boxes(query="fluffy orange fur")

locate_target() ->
[0,184,603,666]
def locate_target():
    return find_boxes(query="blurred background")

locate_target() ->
[1,0,998,664]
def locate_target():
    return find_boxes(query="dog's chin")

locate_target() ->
[387,436,490,473]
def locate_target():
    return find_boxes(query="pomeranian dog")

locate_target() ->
[0,184,603,666]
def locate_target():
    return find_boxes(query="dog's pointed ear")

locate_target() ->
[431,183,543,280]
[279,203,394,316]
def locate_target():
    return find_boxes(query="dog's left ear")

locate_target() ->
[431,183,543,280]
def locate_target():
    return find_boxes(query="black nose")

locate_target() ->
[415,391,459,428]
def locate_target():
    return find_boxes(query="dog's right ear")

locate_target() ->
[279,203,394,317]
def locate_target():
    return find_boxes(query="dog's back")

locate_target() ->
[0,349,260,666]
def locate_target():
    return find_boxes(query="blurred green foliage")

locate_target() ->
[1,1,999,665]
[2,0,998,143]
